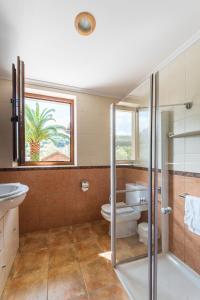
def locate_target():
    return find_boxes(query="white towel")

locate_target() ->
[184,195,200,236]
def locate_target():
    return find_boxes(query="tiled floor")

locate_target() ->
[1,220,148,300]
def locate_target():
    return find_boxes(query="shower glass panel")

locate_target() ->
[112,41,200,300]
[155,42,200,300]
[111,97,151,265]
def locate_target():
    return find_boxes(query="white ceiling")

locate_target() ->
[0,0,200,99]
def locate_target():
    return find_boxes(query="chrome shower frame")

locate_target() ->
[110,73,160,300]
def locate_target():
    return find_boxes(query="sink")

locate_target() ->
[0,183,29,216]
[0,183,23,198]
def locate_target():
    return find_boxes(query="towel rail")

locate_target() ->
[179,193,189,198]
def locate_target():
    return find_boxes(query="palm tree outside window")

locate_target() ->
[23,93,74,165]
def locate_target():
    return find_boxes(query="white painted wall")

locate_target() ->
[0,80,13,167]
[0,79,116,167]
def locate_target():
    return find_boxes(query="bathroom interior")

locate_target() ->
[0,1,200,300]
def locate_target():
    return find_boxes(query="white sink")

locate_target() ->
[0,183,23,198]
[0,183,29,217]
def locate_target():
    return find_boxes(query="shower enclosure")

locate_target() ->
[110,45,200,300]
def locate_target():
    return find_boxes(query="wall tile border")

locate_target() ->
[0,164,200,178]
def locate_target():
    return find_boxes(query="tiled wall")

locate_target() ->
[159,40,200,172]
[0,168,106,233]
[0,166,199,274]
[169,173,200,274]
[0,166,147,234]
[125,167,200,275]
[0,167,125,234]
[132,40,200,174]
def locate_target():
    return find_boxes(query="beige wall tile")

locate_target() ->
[0,168,110,233]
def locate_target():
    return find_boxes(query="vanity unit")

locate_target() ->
[0,183,29,296]
[0,207,19,295]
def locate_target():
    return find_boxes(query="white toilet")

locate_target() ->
[101,183,148,238]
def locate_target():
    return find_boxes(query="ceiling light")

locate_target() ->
[75,12,96,36]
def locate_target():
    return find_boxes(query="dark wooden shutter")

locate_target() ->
[18,57,25,163]
[11,63,17,161]
[11,57,25,164]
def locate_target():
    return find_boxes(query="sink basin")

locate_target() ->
[0,183,29,216]
[0,183,22,198]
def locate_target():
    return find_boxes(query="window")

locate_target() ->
[116,108,136,162]
[11,57,75,166]
[24,93,74,165]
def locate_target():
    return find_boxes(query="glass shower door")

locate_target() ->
[111,41,200,300]
[155,42,200,300]
[110,102,151,266]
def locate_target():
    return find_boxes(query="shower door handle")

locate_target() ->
[161,207,172,215]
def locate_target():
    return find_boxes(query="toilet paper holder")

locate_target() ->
[81,180,89,192]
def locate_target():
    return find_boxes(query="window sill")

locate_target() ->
[10,164,77,170]
[0,164,111,171]
[116,161,135,166]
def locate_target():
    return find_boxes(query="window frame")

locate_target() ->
[115,106,138,164]
[21,92,74,166]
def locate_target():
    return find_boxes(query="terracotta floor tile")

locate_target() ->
[91,220,109,236]
[97,234,111,252]
[72,223,91,230]
[48,225,73,235]
[115,235,148,262]
[116,238,134,261]
[48,262,86,300]
[2,270,47,300]
[11,249,49,278]
[4,220,148,299]
[88,284,129,300]
[19,231,48,252]
[124,235,141,247]
[80,257,118,292]
[72,223,97,243]
[71,296,89,300]
[47,228,73,248]
[75,239,102,261]
[49,245,77,269]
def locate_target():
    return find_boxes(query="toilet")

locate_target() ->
[101,183,148,238]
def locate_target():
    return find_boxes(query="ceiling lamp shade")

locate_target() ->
[75,12,96,36]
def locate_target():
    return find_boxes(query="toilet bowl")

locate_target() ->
[101,183,148,238]
[101,202,141,238]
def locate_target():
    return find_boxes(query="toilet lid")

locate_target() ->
[102,202,135,215]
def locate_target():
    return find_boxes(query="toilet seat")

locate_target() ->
[102,202,139,215]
